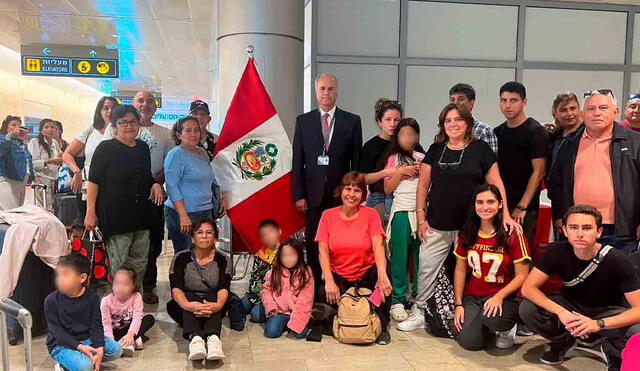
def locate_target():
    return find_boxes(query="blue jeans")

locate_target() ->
[165,206,212,253]
[599,224,640,253]
[51,337,122,371]
[366,192,393,220]
[240,295,266,323]
[264,314,307,339]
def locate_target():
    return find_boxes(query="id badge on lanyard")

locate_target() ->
[317,114,334,166]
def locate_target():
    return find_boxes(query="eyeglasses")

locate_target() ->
[630,93,640,100]
[583,89,615,99]
[195,230,215,237]
[116,119,140,127]
[437,145,466,170]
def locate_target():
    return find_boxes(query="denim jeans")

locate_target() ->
[264,313,307,339]
[50,337,122,371]
[366,192,392,223]
[165,206,212,253]
[240,295,267,323]
[599,224,640,253]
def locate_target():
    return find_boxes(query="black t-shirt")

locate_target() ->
[89,139,156,237]
[422,140,496,230]
[359,135,424,194]
[537,242,640,307]
[493,117,548,211]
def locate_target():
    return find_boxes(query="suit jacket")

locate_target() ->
[292,107,362,207]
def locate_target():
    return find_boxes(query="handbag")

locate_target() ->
[71,227,110,288]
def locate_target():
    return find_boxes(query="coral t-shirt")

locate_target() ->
[315,206,385,281]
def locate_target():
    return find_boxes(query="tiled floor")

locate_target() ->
[3,250,607,370]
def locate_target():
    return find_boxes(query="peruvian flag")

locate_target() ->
[212,58,304,253]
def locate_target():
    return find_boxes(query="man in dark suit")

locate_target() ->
[292,73,363,291]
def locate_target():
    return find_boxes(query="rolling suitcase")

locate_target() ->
[53,193,79,226]
[0,298,33,371]
[30,183,47,211]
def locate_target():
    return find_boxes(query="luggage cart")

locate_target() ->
[0,298,33,371]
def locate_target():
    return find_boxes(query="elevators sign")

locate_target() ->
[21,44,118,78]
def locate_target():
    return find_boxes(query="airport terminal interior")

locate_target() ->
[3,0,640,370]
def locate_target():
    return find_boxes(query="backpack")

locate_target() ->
[424,265,455,339]
[332,286,381,344]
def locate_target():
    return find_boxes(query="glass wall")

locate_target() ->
[307,0,640,144]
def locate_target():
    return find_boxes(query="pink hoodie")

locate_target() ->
[260,267,314,334]
[100,292,144,339]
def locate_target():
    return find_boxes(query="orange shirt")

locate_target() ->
[573,130,615,224]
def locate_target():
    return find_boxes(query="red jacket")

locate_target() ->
[260,267,314,333]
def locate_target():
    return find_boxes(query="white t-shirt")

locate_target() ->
[104,122,174,176]
[75,124,110,178]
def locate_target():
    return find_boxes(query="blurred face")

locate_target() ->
[315,76,338,110]
[55,265,86,295]
[500,92,526,120]
[192,222,217,250]
[114,112,140,141]
[398,125,419,152]
[562,213,602,251]
[53,125,62,139]
[41,122,56,139]
[553,100,581,129]
[112,271,135,300]
[583,94,618,134]
[7,120,23,138]
[190,109,211,132]
[133,91,157,122]
[101,99,116,126]
[625,98,640,124]
[475,190,501,221]
[279,245,298,269]
[443,109,468,142]
[450,93,475,112]
[378,109,401,138]
[259,225,282,248]
[341,184,363,207]
[178,120,201,147]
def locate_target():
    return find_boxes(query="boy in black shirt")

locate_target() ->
[520,205,640,369]
[45,254,122,371]
[494,81,548,248]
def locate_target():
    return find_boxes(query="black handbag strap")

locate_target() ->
[190,249,216,292]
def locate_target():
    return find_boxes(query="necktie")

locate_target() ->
[322,112,330,150]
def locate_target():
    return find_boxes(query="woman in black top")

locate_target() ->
[85,105,164,293]
[168,219,230,362]
[398,103,517,332]
[360,98,406,224]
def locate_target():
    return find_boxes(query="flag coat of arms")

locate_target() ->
[212,58,304,252]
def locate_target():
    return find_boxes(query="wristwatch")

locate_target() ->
[516,204,527,211]
[596,319,606,329]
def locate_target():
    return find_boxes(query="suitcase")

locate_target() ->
[53,192,79,226]
[0,298,33,371]
[30,183,48,211]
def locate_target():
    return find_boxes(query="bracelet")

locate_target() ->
[516,204,527,211]
[454,304,463,307]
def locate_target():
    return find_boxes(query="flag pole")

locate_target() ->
[246,45,255,60]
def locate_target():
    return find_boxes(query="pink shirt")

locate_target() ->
[100,292,144,339]
[260,267,314,333]
[315,206,385,281]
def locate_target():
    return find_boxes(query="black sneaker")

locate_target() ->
[516,323,535,336]
[577,333,603,348]
[376,330,391,345]
[143,291,159,304]
[540,338,576,366]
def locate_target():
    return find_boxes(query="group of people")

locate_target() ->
[26,74,640,371]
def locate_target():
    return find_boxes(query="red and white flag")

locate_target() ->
[212,58,304,253]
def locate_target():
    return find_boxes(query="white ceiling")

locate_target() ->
[0,0,217,107]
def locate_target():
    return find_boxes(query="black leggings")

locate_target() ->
[112,314,156,341]
[167,291,224,340]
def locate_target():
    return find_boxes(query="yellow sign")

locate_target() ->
[77,60,91,74]
[25,58,41,72]
[96,61,110,74]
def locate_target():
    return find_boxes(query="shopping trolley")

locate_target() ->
[0,298,32,371]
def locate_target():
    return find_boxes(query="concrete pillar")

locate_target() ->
[216,0,304,138]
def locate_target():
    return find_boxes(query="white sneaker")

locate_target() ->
[187,336,207,361]
[134,337,144,350]
[54,363,63,371]
[496,324,517,349]
[396,309,425,331]
[122,345,135,357]
[390,303,409,322]
[206,335,225,361]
